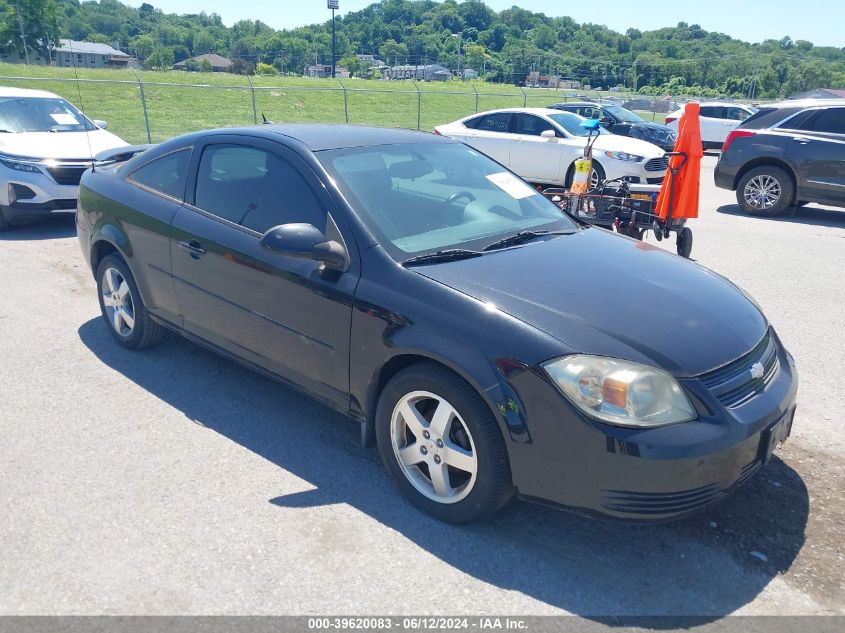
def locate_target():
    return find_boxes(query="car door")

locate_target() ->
[786,107,845,204]
[698,106,725,145]
[169,135,358,408]
[122,147,192,326]
[509,113,565,183]
[717,106,751,144]
[461,112,515,166]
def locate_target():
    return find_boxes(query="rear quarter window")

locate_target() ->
[128,149,191,200]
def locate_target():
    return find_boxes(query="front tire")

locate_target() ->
[736,166,795,216]
[375,363,512,524]
[96,254,167,349]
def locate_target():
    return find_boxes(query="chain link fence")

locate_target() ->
[0,72,742,145]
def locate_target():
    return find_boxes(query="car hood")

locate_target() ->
[414,229,767,376]
[630,121,675,137]
[0,129,128,160]
[589,133,665,158]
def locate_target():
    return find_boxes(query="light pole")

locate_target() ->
[328,0,339,78]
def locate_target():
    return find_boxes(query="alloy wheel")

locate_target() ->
[390,391,478,504]
[743,175,782,210]
[101,267,136,337]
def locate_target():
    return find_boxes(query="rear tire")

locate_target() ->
[96,254,167,349]
[736,166,795,216]
[375,362,512,524]
[676,226,693,258]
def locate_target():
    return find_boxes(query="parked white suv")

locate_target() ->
[435,108,667,189]
[665,102,757,149]
[0,87,128,230]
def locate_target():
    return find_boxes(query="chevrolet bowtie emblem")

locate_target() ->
[750,362,765,380]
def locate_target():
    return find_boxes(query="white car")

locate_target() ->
[665,102,757,149]
[0,87,128,230]
[434,108,667,189]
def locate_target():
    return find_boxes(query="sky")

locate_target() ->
[130,1,845,48]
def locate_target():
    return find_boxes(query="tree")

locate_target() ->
[130,34,156,61]
[255,62,278,76]
[379,39,408,64]
[338,55,362,77]
[198,58,213,72]
[1,0,60,60]
[144,45,175,70]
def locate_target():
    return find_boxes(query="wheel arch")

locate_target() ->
[360,351,524,451]
[733,158,798,200]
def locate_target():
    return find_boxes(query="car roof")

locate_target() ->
[0,86,61,99]
[766,98,845,109]
[469,107,569,118]
[157,124,453,152]
[551,102,599,108]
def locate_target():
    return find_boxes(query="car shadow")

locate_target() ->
[78,318,809,621]
[717,203,845,229]
[0,214,76,240]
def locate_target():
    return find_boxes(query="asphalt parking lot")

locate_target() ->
[0,154,843,617]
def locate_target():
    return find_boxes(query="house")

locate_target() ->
[174,53,233,72]
[384,64,451,81]
[303,64,351,79]
[788,88,845,100]
[525,72,580,89]
[462,68,478,80]
[54,40,131,68]
[356,54,385,68]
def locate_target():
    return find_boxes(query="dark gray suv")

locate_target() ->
[714,99,845,215]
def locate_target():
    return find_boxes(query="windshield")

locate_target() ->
[547,112,602,137]
[318,142,578,260]
[0,97,95,133]
[603,105,645,123]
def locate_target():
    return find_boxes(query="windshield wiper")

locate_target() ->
[402,249,484,267]
[482,229,576,252]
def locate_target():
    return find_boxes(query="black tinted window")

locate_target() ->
[194,144,326,234]
[130,149,190,199]
[513,113,559,136]
[726,107,750,121]
[474,112,512,132]
[700,106,725,119]
[803,108,845,134]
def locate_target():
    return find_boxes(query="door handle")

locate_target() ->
[793,137,812,144]
[178,240,206,259]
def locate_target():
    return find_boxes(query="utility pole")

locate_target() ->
[328,0,339,78]
[16,3,30,65]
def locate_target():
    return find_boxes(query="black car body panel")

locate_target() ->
[549,102,677,151]
[715,100,845,208]
[77,124,797,521]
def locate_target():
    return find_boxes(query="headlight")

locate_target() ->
[604,151,644,162]
[0,157,43,174]
[543,355,697,427]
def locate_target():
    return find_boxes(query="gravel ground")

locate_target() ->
[0,154,842,617]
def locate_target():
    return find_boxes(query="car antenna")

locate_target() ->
[69,41,96,173]
[261,113,273,124]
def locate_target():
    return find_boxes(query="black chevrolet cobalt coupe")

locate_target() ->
[77,125,797,523]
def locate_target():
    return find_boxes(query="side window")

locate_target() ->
[475,112,512,133]
[802,108,845,135]
[726,107,749,121]
[129,149,191,200]
[513,113,559,137]
[194,144,326,234]
[700,106,725,119]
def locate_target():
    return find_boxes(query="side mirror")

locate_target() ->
[540,129,557,141]
[260,223,349,271]
[93,120,108,129]
[600,117,613,126]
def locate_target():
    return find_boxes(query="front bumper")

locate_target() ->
[504,331,798,521]
[0,161,85,223]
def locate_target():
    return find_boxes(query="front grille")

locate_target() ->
[645,156,670,172]
[699,331,779,408]
[46,164,90,186]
